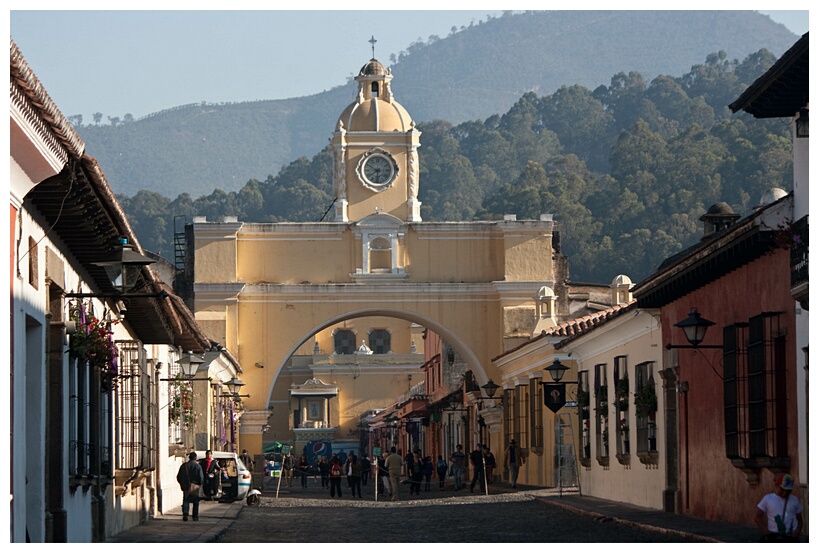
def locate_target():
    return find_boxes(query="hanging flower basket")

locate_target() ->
[635,383,658,418]
[615,377,629,411]
[577,388,590,412]
[69,301,119,392]
[595,384,609,414]
[169,375,197,429]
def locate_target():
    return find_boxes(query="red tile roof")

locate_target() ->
[548,300,638,347]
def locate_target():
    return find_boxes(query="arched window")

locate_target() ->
[334,329,356,354]
[371,81,379,97]
[369,237,392,273]
[369,329,391,354]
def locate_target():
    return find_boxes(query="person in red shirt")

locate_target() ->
[200,450,221,499]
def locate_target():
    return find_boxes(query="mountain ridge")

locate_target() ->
[74,10,798,199]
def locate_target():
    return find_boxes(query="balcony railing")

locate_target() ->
[790,215,808,289]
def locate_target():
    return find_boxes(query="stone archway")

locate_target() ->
[265,307,489,401]
[190,217,560,454]
[187,56,563,455]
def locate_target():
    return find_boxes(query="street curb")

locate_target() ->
[201,502,245,543]
[534,497,721,543]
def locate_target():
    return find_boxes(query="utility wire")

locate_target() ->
[319,197,338,222]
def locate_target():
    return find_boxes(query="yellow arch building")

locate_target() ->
[187,58,563,455]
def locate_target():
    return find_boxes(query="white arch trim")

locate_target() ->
[265,307,488,405]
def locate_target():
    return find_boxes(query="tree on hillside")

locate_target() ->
[539,85,615,172]
[118,190,172,256]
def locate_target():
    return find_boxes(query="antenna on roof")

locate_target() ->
[369,35,377,59]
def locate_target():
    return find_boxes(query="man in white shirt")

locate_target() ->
[755,472,803,542]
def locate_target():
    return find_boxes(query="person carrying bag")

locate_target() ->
[176,451,204,521]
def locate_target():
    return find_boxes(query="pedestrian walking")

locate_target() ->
[282,452,294,487]
[422,456,434,492]
[409,451,423,495]
[176,451,203,522]
[360,455,370,486]
[318,455,330,489]
[378,452,392,497]
[503,439,524,488]
[385,447,403,501]
[755,473,803,542]
[200,449,221,500]
[350,454,363,498]
[469,443,485,493]
[344,452,354,489]
[297,454,310,488]
[436,455,448,490]
[329,454,343,498]
[404,449,414,481]
[239,449,254,472]
[450,444,465,490]
[484,447,496,484]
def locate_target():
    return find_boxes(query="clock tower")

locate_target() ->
[330,57,421,223]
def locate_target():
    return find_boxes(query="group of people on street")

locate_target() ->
[174,449,231,521]
[176,441,804,543]
[280,452,310,488]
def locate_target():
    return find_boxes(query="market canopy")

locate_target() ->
[263,442,292,454]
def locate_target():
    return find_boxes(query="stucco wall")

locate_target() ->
[663,247,799,526]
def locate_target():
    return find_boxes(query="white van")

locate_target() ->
[194,451,253,502]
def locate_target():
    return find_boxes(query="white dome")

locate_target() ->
[758,188,787,206]
[611,274,632,286]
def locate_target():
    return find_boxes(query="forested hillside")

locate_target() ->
[74,10,798,199]
[119,48,793,284]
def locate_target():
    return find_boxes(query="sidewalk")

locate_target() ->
[107,499,244,543]
[109,476,764,543]
[536,492,761,543]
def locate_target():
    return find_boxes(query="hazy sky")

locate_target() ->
[7,4,811,123]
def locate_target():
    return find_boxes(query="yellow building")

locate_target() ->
[187,57,573,456]
[493,277,667,507]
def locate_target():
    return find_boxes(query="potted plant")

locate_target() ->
[69,301,120,392]
[635,382,658,418]
[596,384,609,413]
[577,388,590,413]
[615,377,629,411]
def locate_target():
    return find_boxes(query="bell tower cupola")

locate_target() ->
[330,39,421,223]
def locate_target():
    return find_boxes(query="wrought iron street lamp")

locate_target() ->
[220,377,250,399]
[66,237,167,299]
[666,308,722,349]
[481,379,500,399]
[546,359,570,382]
[160,351,211,382]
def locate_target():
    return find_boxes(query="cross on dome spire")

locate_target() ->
[369,35,377,58]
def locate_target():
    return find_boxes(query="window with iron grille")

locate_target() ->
[516,384,529,448]
[68,354,112,480]
[578,370,591,459]
[334,329,356,354]
[614,356,630,457]
[115,341,155,471]
[68,355,89,477]
[635,362,658,455]
[724,313,788,464]
[594,364,609,460]
[369,329,391,354]
[529,377,543,449]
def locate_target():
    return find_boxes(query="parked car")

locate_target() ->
[194,451,254,502]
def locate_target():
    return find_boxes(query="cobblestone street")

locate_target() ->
[216,481,704,543]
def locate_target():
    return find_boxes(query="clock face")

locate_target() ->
[364,155,393,185]
[357,149,398,192]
